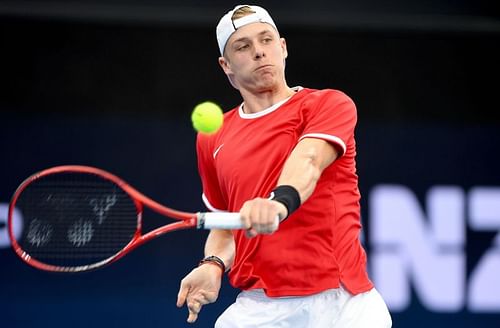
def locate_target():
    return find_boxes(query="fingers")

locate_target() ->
[186,291,213,323]
[245,227,258,238]
[240,198,282,237]
[178,278,217,323]
[187,301,201,323]
[177,280,189,308]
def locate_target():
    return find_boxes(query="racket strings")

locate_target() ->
[13,172,138,268]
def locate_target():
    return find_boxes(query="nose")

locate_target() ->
[254,45,265,59]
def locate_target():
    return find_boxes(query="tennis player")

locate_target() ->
[177,5,392,327]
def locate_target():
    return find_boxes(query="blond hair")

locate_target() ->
[231,6,256,20]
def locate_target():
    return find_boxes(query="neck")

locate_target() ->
[240,85,295,114]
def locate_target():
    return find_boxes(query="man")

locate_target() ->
[177,5,392,328]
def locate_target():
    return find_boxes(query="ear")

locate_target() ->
[280,37,288,60]
[218,56,239,90]
[218,56,233,75]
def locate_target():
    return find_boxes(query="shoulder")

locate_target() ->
[296,88,356,116]
[301,88,354,105]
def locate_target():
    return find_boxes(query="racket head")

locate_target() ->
[8,165,142,272]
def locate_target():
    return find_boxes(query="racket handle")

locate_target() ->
[197,212,281,230]
[197,212,243,229]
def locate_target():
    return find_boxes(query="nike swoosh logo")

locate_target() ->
[213,144,224,159]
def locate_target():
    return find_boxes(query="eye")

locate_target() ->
[262,35,274,43]
[236,44,249,51]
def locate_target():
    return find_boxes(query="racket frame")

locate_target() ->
[8,165,240,272]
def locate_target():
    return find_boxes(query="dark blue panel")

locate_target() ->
[1,117,499,327]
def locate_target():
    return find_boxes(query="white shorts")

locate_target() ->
[215,286,392,328]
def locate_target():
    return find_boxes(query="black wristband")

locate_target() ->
[199,255,227,273]
[270,185,301,219]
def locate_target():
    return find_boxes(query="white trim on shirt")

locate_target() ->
[299,133,347,155]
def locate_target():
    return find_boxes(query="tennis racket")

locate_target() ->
[8,165,243,273]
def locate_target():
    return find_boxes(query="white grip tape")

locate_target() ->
[197,212,243,230]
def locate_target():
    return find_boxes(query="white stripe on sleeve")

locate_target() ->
[299,133,347,155]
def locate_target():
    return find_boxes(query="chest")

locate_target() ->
[213,109,305,200]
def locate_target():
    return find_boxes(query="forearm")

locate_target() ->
[239,138,338,236]
[277,138,338,203]
[204,229,235,271]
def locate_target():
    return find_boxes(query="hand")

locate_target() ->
[176,264,222,323]
[239,198,287,238]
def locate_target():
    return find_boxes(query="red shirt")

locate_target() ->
[196,87,373,297]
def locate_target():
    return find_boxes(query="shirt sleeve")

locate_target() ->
[196,133,227,212]
[299,89,357,157]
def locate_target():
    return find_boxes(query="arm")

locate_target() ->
[278,137,338,202]
[240,137,338,236]
[177,133,235,323]
[204,229,235,269]
[176,229,234,323]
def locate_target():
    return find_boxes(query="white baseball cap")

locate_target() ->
[216,5,278,56]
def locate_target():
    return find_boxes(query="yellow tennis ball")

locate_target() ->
[191,101,224,134]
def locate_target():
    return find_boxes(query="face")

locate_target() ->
[218,22,288,93]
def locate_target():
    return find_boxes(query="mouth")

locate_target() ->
[255,64,273,72]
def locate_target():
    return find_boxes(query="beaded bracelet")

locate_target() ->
[199,255,226,274]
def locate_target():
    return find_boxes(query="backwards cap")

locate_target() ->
[216,5,278,56]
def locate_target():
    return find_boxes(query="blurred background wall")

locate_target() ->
[1,1,499,327]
